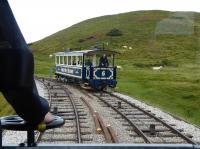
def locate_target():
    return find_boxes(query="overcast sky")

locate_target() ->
[8,0,200,43]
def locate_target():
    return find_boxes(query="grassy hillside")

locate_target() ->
[0,93,15,116]
[30,10,200,126]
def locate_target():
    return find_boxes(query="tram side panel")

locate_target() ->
[55,65,82,81]
[55,65,117,89]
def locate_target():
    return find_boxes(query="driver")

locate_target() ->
[99,54,109,67]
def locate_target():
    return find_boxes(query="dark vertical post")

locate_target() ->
[113,54,115,67]
[49,66,52,80]
[82,55,85,67]
[113,54,116,80]
[150,124,156,135]
[27,130,36,147]
[117,101,122,109]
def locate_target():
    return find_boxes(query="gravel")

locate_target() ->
[112,92,200,143]
[2,131,27,145]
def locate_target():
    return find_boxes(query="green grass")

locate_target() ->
[115,64,200,125]
[0,93,15,116]
[28,10,200,126]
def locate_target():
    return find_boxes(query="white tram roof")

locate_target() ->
[55,49,118,57]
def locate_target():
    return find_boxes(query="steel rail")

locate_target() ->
[63,87,82,143]
[34,78,53,143]
[93,94,152,144]
[107,92,197,145]
[95,112,112,143]
[36,78,82,143]
[107,125,119,143]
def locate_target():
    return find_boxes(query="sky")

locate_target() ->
[8,0,200,43]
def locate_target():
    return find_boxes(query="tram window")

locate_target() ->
[60,56,63,64]
[56,56,59,64]
[85,57,92,66]
[78,56,82,65]
[72,56,76,65]
[68,56,71,65]
[64,56,67,64]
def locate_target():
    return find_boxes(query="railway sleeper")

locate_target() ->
[112,109,140,112]
[122,122,162,126]
[78,120,89,124]
[52,110,74,113]
[51,92,66,95]
[125,125,167,132]
[81,135,93,141]
[51,97,69,100]
[62,124,74,127]
[51,101,71,104]
[115,116,152,122]
[54,110,74,113]
[79,125,90,129]
[141,128,171,133]
[51,105,73,108]
[41,137,77,142]
[80,131,92,135]
[44,130,76,134]
[62,116,76,120]
[123,112,146,115]
[78,116,87,119]
[56,112,87,117]
[126,115,150,119]
[154,132,180,138]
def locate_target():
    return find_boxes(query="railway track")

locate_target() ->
[35,78,118,144]
[89,91,197,144]
[35,77,198,144]
[36,79,92,143]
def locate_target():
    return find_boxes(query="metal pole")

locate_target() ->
[27,130,36,147]
[49,54,53,80]
[49,65,52,80]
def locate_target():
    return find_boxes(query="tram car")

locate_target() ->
[54,48,118,90]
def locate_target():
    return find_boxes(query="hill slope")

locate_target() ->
[31,10,200,126]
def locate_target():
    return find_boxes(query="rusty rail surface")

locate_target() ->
[80,96,118,143]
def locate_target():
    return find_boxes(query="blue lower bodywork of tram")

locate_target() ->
[55,65,117,89]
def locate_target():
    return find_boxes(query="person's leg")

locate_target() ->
[2,86,50,126]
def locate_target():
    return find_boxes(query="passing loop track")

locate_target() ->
[83,89,197,144]
[106,92,197,145]
[92,94,151,143]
